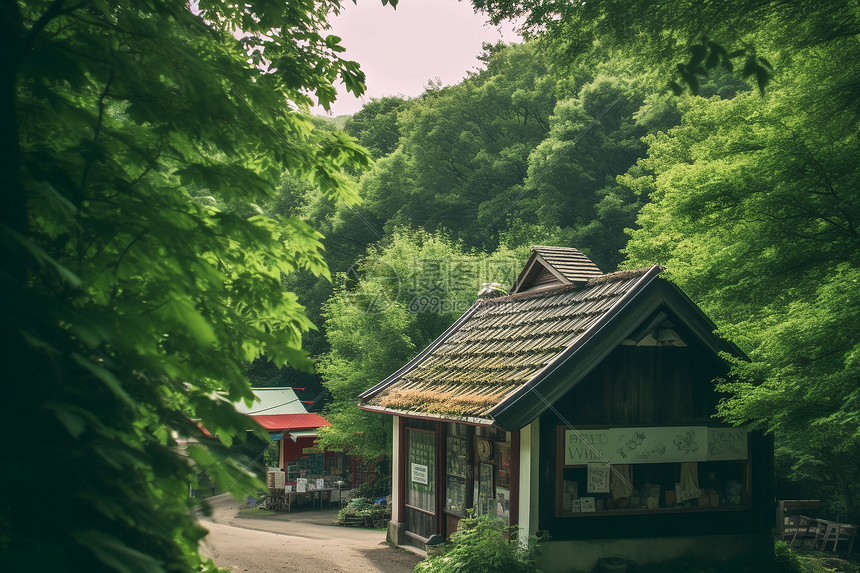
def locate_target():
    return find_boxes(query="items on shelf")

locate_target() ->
[266,469,285,489]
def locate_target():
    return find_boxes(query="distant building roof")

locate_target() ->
[251,413,330,432]
[360,247,742,430]
[235,387,329,433]
[234,387,307,415]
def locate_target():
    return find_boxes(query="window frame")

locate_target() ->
[554,425,751,518]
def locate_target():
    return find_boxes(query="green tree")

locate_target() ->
[506,74,665,270]
[1,1,387,571]
[473,0,857,94]
[622,35,860,518]
[348,42,557,250]
[344,96,412,159]
[284,41,561,363]
[487,58,708,271]
[317,229,520,457]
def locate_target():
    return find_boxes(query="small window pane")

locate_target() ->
[407,429,435,512]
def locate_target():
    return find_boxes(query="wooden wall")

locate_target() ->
[554,345,722,426]
[537,343,774,541]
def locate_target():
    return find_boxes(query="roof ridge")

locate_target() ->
[586,266,661,285]
[483,266,655,304]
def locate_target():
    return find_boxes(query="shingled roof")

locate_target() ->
[361,263,679,426]
[359,246,743,430]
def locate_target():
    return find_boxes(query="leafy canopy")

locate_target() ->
[473,0,858,94]
[317,229,520,458]
[1,0,390,571]
[622,29,860,518]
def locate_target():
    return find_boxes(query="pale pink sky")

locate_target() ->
[321,0,520,116]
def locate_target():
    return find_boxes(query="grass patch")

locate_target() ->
[795,552,860,573]
[237,508,278,518]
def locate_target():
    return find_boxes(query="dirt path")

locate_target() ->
[198,494,423,573]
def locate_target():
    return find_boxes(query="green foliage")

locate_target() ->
[316,229,522,457]
[350,42,558,250]
[622,31,860,518]
[335,497,391,526]
[473,0,857,95]
[506,72,672,270]
[350,474,390,500]
[414,512,543,573]
[263,444,280,469]
[328,43,687,272]
[316,273,417,457]
[345,97,412,159]
[795,553,860,573]
[1,0,386,571]
[773,541,806,573]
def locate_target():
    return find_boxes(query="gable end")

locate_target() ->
[511,246,603,294]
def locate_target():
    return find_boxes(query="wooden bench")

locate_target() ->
[778,500,821,547]
[340,515,371,527]
[812,520,856,556]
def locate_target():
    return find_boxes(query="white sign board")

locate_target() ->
[565,427,739,465]
[411,463,428,485]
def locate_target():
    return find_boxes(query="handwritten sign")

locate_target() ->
[565,429,611,464]
[565,427,744,465]
[707,428,748,460]
[611,426,707,464]
[587,463,611,493]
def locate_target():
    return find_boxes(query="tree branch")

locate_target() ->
[23,0,87,49]
[79,69,115,193]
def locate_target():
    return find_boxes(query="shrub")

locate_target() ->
[773,541,806,573]
[414,512,543,573]
[335,497,391,527]
[351,478,390,500]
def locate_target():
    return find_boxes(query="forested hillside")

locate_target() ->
[257,41,699,407]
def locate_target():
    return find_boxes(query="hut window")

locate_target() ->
[555,426,750,516]
[406,428,435,512]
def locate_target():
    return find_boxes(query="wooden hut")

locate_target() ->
[359,246,772,572]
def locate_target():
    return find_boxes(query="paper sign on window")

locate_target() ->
[587,463,611,493]
[411,463,428,485]
[706,427,748,460]
[565,427,710,464]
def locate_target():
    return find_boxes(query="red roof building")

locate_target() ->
[237,388,337,481]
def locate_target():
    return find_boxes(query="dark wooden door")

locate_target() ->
[404,427,437,547]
